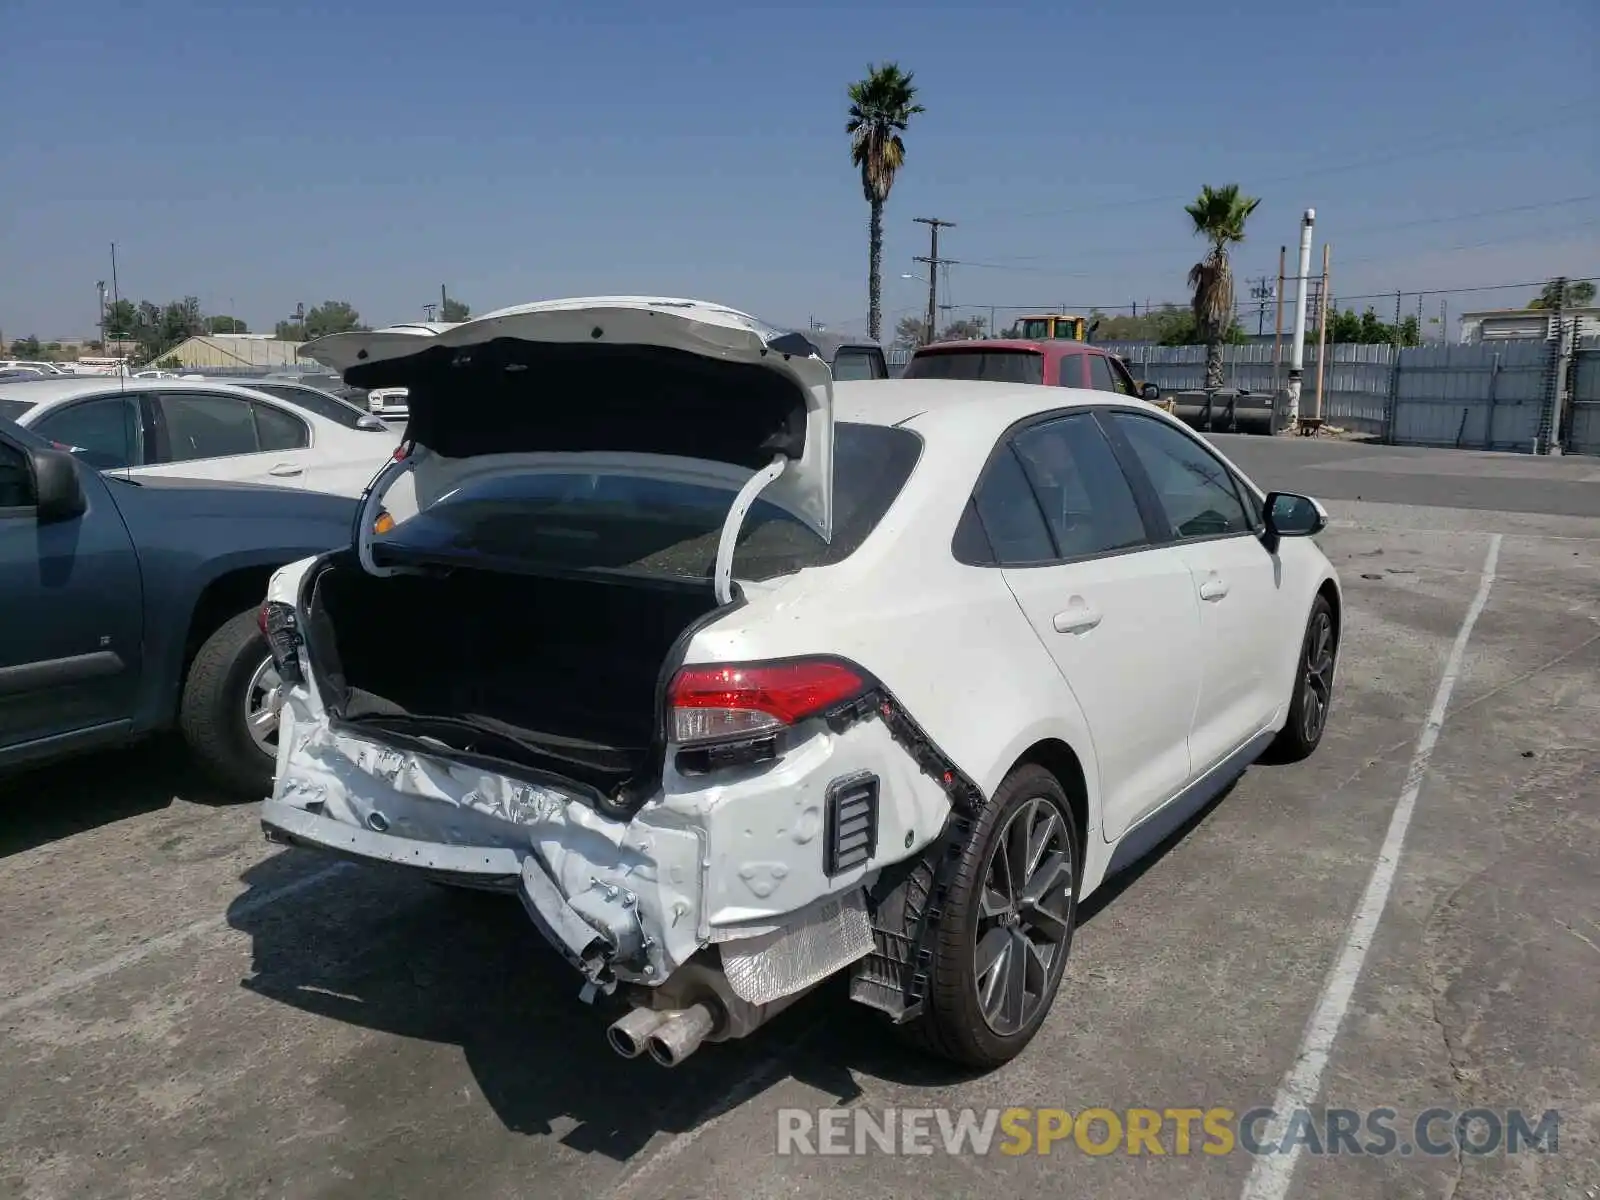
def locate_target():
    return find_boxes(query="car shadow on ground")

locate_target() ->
[224,770,1254,1160]
[0,736,244,859]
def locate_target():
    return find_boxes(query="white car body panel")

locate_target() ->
[1,377,398,502]
[260,310,1342,1037]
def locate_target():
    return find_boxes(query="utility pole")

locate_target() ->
[441,284,448,321]
[1311,244,1331,429]
[1273,245,1287,393]
[110,242,119,309]
[97,281,108,350]
[1287,210,1316,425]
[913,216,955,345]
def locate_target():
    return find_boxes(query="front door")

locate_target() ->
[0,433,144,750]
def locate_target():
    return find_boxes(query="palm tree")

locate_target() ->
[1184,184,1260,391]
[848,63,923,342]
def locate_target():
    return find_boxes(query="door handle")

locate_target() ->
[1199,577,1230,601]
[1053,603,1103,634]
[268,463,304,477]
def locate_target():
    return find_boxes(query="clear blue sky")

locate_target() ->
[3,0,1596,342]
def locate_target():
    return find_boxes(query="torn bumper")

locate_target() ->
[262,715,707,993]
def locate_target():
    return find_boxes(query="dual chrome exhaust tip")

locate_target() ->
[606,1002,718,1068]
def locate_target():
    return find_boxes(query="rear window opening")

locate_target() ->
[903,350,1044,386]
[373,421,923,584]
[0,399,37,420]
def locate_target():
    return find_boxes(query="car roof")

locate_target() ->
[914,338,1107,358]
[0,375,308,411]
[802,329,883,359]
[834,377,1153,437]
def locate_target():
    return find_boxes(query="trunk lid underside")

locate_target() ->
[299,297,837,540]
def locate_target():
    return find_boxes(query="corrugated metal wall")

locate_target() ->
[1568,336,1600,457]
[883,338,1578,453]
[1388,341,1548,450]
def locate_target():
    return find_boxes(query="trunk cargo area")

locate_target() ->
[307,560,719,784]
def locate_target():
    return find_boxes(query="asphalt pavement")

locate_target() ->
[0,435,1595,1200]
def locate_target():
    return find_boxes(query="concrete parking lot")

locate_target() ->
[1,437,1596,1200]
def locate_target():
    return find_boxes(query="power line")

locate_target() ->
[966,100,1598,221]
[960,195,1600,270]
[940,275,1599,316]
[951,200,1600,275]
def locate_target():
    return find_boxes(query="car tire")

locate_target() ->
[179,608,281,797]
[900,764,1080,1068]
[1269,594,1338,763]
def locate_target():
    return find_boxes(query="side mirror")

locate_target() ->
[1261,490,1327,553]
[356,415,389,432]
[1141,382,1161,402]
[29,447,88,523]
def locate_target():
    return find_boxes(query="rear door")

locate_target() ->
[139,390,316,488]
[970,410,1201,841]
[1103,409,1284,773]
[0,429,143,750]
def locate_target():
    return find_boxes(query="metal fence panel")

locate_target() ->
[1569,336,1600,456]
[1102,342,1394,434]
[1389,341,1547,451]
[883,337,1573,452]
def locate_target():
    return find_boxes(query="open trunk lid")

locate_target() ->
[300,299,836,553]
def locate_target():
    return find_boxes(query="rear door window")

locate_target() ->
[252,401,311,451]
[1010,414,1148,558]
[154,392,260,462]
[903,350,1044,385]
[30,396,144,470]
[962,445,1056,565]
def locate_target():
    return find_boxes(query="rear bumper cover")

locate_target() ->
[262,799,620,987]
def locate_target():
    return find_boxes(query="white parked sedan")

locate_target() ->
[0,376,401,500]
[257,297,1341,1070]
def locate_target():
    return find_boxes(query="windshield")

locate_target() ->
[903,350,1044,385]
[0,398,37,420]
[375,422,923,582]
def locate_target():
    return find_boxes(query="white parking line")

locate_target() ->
[1239,533,1502,1200]
[0,861,351,1023]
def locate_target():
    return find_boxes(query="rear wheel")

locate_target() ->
[902,764,1079,1068]
[1271,595,1337,762]
[179,608,283,796]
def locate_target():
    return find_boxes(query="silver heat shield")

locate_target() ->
[720,888,875,1006]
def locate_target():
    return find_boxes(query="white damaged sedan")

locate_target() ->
[258,297,1341,1069]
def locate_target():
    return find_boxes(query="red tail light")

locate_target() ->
[668,659,867,744]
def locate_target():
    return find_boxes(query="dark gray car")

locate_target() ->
[0,417,360,793]
[800,330,890,381]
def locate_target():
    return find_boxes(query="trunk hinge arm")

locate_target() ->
[713,454,787,605]
[356,450,419,578]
